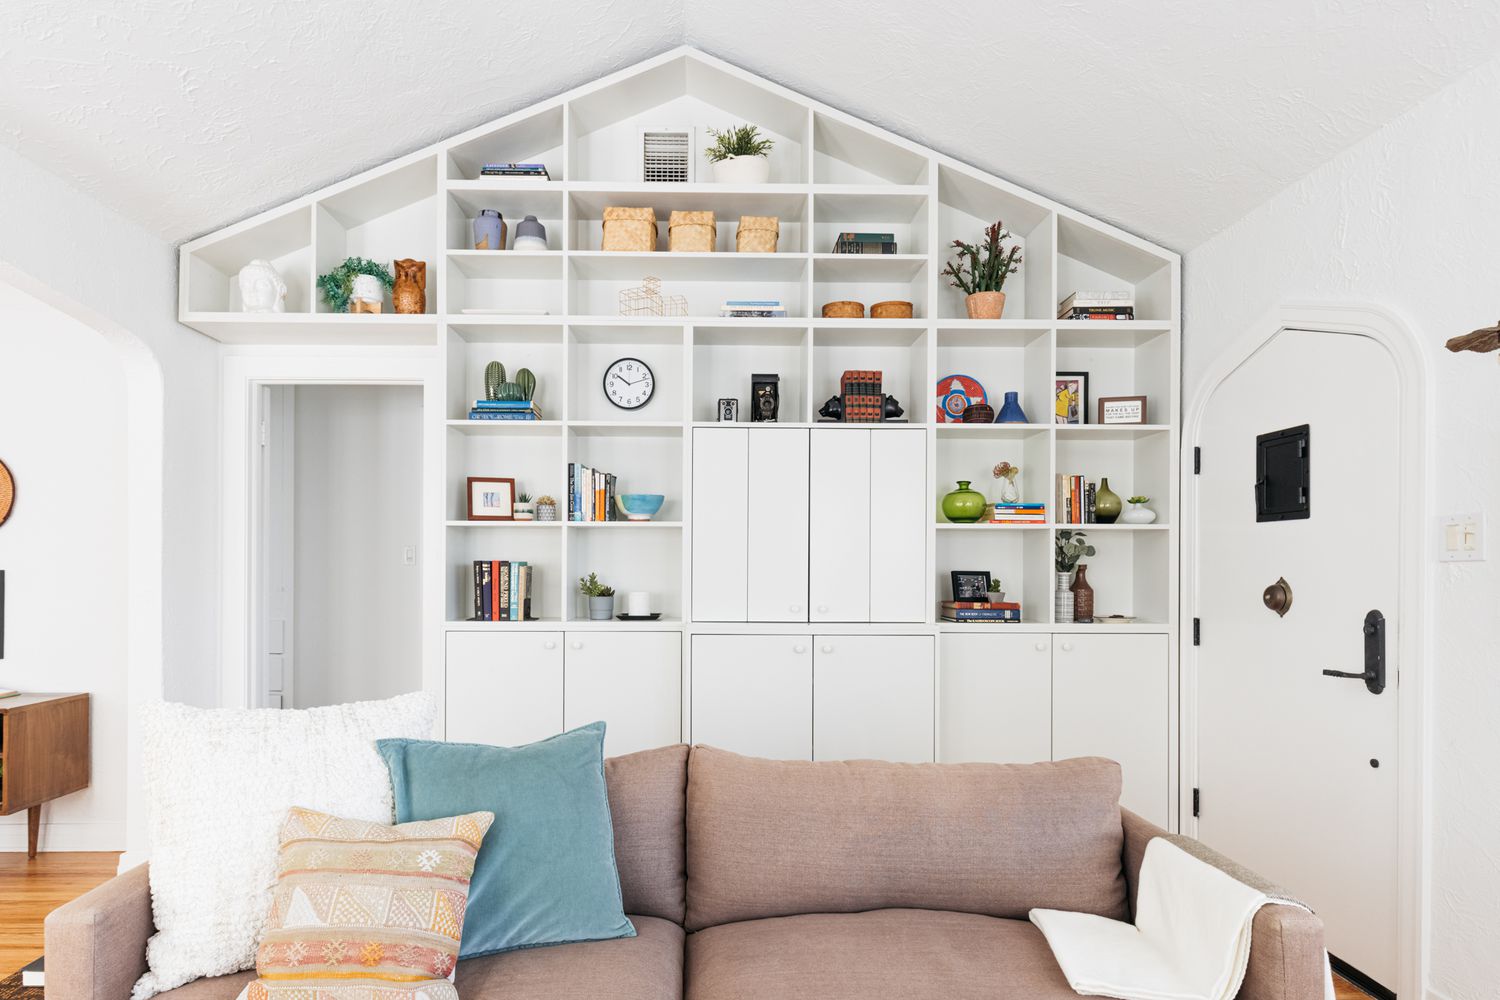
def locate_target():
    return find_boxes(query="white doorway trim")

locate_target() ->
[218,349,444,718]
[1181,302,1431,999]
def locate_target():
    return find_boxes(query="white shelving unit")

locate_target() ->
[179,48,1183,827]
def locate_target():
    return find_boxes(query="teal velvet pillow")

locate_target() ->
[376,722,635,958]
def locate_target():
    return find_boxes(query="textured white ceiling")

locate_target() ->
[4,0,1499,250]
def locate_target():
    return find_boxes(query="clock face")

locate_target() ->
[603,357,655,410]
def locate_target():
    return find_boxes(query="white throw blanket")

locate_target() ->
[1030,838,1335,1000]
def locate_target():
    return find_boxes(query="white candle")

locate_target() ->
[626,591,651,616]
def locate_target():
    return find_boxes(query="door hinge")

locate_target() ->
[1192,618,1201,645]
[259,419,269,447]
[1192,788,1201,818]
[1193,446,1201,474]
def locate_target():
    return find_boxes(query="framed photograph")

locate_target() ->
[1055,372,1089,425]
[466,477,516,521]
[950,570,992,602]
[1098,395,1148,425]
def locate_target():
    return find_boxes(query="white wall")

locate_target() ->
[1183,54,1500,1000]
[0,282,129,850]
[291,385,422,708]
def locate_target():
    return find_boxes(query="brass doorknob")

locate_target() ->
[1263,577,1293,617]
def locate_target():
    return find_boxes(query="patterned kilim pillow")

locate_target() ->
[236,806,494,1000]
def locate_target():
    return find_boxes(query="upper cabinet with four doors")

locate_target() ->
[692,427,926,624]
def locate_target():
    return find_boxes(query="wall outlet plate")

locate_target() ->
[1439,512,1485,562]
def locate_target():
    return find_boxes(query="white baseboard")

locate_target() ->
[1426,989,1454,1000]
[0,820,124,853]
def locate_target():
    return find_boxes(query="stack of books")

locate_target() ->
[1056,475,1098,524]
[840,369,884,422]
[991,502,1047,524]
[833,231,898,254]
[569,463,618,521]
[941,600,1022,623]
[471,560,535,621]
[720,299,787,318]
[469,399,542,420]
[1058,290,1135,320]
[480,162,551,180]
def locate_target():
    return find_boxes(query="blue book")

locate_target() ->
[468,411,538,420]
[510,563,522,621]
[472,400,536,408]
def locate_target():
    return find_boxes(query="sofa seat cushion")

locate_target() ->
[685,909,1075,1000]
[154,971,255,1000]
[455,914,683,1000]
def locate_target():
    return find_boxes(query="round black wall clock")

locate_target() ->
[603,357,655,410]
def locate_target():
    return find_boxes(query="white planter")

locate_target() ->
[350,273,383,307]
[711,154,771,185]
[1055,571,1075,624]
[513,503,535,521]
[1121,504,1157,524]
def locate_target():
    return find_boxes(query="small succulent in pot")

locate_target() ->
[513,492,535,520]
[316,257,394,313]
[579,571,616,620]
[534,494,558,521]
[1122,495,1157,525]
[987,574,1006,602]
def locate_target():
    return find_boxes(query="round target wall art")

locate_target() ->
[0,459,12,525]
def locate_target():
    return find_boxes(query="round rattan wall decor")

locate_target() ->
[0,459,12,526]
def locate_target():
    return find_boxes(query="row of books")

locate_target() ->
[940,600,1022,623]
[471,560,536,621]
[720,298,787,318]
[1057,475,1100,524]
[480,162,551,179]
[840,369,883,422]
[468,399,543,420]
[991,502,1046,524]
[1058,290,1135,321]
[833,231,898,255]
[569,463,618,520]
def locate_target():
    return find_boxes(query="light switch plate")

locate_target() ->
[1439,512,1485,562]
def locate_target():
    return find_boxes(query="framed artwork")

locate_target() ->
[466,477,516,520]
[1055,372,1089,425]
[950,570,992,602]
[1098,395,1148,425]
[0,459,12,526]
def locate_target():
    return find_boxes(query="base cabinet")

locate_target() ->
[564,632,681,757]
[446,632,564,746]
[691,635,813,759]
[813,635,934,763]
[938,634,1052,764]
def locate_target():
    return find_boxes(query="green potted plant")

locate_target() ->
[942,221,1023,319]
[1054,530,1096,624]
[513,492,535,521]
[1122,495,1157,524]
[579,572,616,620]
[316,257,394,313]
[705,124,775,184]
[534,494,558,522]
[987,575,1006,603]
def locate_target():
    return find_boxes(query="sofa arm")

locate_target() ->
[45,862,154,1000]
[1121,810,1326,1000]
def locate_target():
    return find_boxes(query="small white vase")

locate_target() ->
[1121,503,1157,524]
[712,154,771,185]
[1055,570,1075,624]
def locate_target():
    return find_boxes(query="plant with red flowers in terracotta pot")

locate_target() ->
[942,220,1023,319]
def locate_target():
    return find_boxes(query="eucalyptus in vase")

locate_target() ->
[1054,530,1096,624]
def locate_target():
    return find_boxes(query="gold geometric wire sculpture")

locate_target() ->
[619,276,688,317]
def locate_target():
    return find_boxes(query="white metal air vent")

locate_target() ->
[641,128,695,183]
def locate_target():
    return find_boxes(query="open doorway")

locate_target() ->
[255,384,423,709]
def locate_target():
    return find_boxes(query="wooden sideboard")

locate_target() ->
[0,693,90,857]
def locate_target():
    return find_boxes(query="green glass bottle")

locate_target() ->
[1094,477,1122,524]
[942,480,988,523]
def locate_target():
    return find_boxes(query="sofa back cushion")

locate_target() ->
[605,744,688,924]
[684,747,1128,931]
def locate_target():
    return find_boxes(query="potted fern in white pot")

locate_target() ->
[706,124,774,184]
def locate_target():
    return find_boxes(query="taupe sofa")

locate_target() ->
[47,745,1325,1000]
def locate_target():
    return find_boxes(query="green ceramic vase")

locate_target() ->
[1094,477,1122,524]
[942,480,988,523]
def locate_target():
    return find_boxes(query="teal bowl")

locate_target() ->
[616,493,665,521]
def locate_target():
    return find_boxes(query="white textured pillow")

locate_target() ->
[132,692,436,1000]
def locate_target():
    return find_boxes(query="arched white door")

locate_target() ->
[1194,328,1399,992]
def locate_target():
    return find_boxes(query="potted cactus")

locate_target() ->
[482,361,538,402]
[513,492,535,520]
[535,495,558,521]
[942,221,1023,319]
[705,124,775,184]
[579,572,615,620]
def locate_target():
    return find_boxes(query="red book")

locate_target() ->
[491,560,501,622]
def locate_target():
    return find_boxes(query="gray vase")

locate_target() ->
[513,214,548,251]
[473,209,505,250]
[588,594,615,621]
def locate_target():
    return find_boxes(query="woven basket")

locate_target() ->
[669,210,716,252]
[822,300,865,319]
[870,300,914,319]
[736,215,779,253]
[602,206,657,252]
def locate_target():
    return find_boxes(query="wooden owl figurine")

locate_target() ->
[392,258,427,314]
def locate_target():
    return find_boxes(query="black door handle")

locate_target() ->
[1322,610,1385,695]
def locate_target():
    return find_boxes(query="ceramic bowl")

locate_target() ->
[616,493,665,520]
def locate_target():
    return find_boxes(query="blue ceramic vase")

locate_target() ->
[473,209,505,250]
[997,391,1029,423]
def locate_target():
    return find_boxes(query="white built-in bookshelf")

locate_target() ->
[180,48,1182,823]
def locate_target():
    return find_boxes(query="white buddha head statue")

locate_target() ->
[238,259,287,313]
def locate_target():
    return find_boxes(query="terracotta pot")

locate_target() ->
[965,291,1006,320]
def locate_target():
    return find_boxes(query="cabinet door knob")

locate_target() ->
[1060,641,1074,652]
[790,604,802,614]
[570,640,583,650]
[1034,641,1048,652]
[792,643,806,654]
[820,644,834,654]
[816,605,828,614]
[543,641,557,650]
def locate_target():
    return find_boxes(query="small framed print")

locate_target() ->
[717,398,739,422]
[1098,395,1148,425]
[1055,372,1089,425]
[467,477,516,520]
[950,570,992,602]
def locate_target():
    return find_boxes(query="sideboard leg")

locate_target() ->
[27,805,40,858]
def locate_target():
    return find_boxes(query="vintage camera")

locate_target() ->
[717,397,739,422]
[750,373,780,422]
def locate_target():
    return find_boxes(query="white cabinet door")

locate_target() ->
[869,428,927,622]
[808,430,870,623]
[692,428,748,622]
[939,633,1052,763]
[748,429,809,622]
[691,635,812,759]
[813,634,934,762]
[445,631,563,746]
[564,631,682,757]
[1053,634,1169,826]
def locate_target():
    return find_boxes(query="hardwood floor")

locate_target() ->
[0,851,120,977]
[0,851,1375,997]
